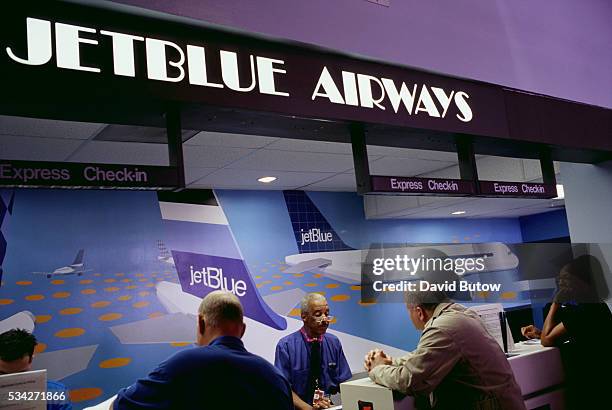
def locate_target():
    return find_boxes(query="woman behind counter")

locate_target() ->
[521,255,612,409]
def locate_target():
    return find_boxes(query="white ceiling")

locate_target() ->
[0,115,564,218]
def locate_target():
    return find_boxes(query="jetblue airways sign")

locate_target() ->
[0,3,509,139]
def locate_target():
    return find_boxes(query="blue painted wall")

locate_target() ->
[519,209,569,242]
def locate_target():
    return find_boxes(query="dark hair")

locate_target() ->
[0,329,37,362]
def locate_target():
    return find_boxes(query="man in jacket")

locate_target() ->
[365,290,526,410]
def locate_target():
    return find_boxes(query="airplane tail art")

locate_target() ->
[171,250,287,330]
[0,191,15,283]
[72,249,85,266]
[283,191,354,254]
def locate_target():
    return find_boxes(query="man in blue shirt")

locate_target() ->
[114,290,293,410]
[275,293,352,410]
[0,328,72,410]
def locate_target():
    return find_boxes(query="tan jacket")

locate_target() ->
[369,303,526,410]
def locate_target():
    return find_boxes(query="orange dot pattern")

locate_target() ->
[69,388,103,403]
[60,308,83,315]
[99,313,123,321]
[99,358,131,368]
[55,328,85,338]
[34,342,47,354]
[35,315,52,324]
[25,295,44,301]
[16,281,32,286]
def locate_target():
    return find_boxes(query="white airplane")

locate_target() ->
[156,240,175,266]
[33,249,90,279]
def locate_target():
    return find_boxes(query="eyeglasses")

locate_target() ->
[315,315,335,324]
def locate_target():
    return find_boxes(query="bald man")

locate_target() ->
[113,291,293,410]
[275,293,352,410]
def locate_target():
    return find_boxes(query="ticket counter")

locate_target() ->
[340,342,565,410]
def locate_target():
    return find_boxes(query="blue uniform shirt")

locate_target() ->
[274,330,352,404]
[46,380,72,410]
[114,336,293,410]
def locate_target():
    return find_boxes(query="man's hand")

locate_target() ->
[521,324,542,339]
[313,397,332,409]
[365,349,392,371]
[364,349,381,371]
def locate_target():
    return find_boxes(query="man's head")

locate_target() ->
[0,329,37,375]
[197,290,246,346]
[300,293,331,338]
[404,290,450,331]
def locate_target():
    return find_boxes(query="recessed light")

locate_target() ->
[257,176,277,183]
[451,211,466,215]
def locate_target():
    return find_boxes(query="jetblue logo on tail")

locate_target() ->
[283,191,354,253]
[189,266,247,297]
[300,228,333,245]
[172,250,287,330]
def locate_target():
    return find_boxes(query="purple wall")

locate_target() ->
[111,0,612,109]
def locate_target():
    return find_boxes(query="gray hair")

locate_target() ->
[404,289,449,311]
[300,293,327,315]
[198,290,243,328]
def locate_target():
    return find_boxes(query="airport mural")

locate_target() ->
[0,188,540,408]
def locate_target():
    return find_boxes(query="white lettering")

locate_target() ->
[414,85,441,117]
[100,30,144,77]
[312,66,345,104]
[6,18,52,66]
[454,91,473,122]
[189,265,247,297]
[357,74,386,110]
[186,45,224,88]
[55,22,100,73]
[431,87,455,118]
[220,50,256,92]
[146,38,185,82]
[256,56,289,96]
[381,79,417,114]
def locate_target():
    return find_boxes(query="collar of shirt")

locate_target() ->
[300,327,324,343]
[425,302,456,329]
[209,335,247,351]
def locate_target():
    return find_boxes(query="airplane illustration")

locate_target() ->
[33,249,90,278]
[156,240,175,266]
[282,191,520,284]
[109,274,409,372]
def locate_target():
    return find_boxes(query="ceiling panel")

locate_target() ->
[185,131,278,148]
[264,139,353,154]
[68,141,169,165]
[0,134,84,161]
[0,115,103,140]
[369,156,455,176]
[188,168,337,189]
[366,146,458,162]
[476,156,526,181]
[182,145,254,168]
[226,150,357,172]
[184,167,217,184]
[301,172,357,191]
